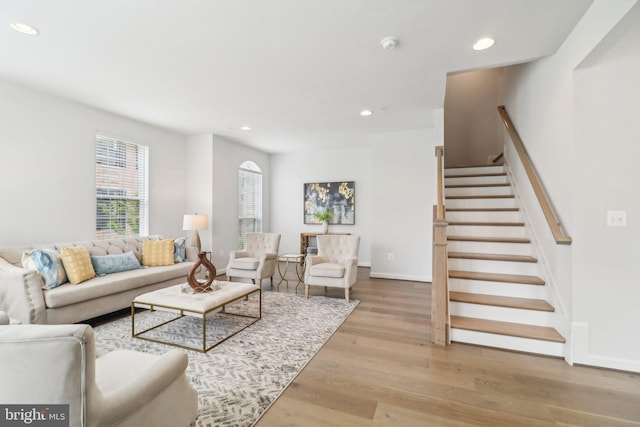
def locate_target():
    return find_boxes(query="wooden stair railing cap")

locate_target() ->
[497,106,572,245]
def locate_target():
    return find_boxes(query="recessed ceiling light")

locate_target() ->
[360,110,373,117]
[10,22,39,35]
[240,126,252,131]
[473,37,495,51]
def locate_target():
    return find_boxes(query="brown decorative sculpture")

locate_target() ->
[187,252,217,293]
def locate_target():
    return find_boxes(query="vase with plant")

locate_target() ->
[314,208,333,234]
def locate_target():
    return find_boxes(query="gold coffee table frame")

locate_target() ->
[132,284,261,353]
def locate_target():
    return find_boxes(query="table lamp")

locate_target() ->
[183,214,208,252]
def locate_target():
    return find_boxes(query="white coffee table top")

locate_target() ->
[133,281,260,314]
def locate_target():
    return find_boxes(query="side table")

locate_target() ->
[277,254,304,292]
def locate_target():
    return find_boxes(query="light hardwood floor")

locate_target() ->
[255,267,640,426]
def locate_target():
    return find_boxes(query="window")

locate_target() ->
[95,133,149,239]
[238,161,262,249]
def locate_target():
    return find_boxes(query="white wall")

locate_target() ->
[186,134,214,251]
[502,0,640,371]
[0,79,188,247]
[270,146,373,266]
[444,68,505,167]
[210,136,271,271]
[270,127,436,281]
[572,1,640,371]
[370,128,436,281]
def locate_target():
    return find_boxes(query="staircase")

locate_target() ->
[444,164,565,357]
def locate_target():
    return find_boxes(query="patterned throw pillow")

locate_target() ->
[142,239,175,266]
[174,236,187,263]
[21,249,68,289]
[60,246,96,285]
[91,251,142,276]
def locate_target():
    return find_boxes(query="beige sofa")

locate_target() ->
[0,236,197,325]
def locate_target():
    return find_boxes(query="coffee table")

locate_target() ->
[131,281,261,352]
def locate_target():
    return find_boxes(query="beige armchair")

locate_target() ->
[227,232,281,286]
[0,323,198,427]
[304,234,360,303]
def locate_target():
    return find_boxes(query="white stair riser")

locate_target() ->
[447,240,533,255]
[450,329,564,357]
[446,210,521,222]
[450,302,554,326]
[445,166,504,176]
[447,225,526,238]
[445,198,517,209]
[445,175,509,186]
[449,278,547,299]
[445,186,512,197]
[448,258,539,276]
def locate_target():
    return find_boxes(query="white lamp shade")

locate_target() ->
[183,214,208,231]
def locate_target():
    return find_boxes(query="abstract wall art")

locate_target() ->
[303,181,355,225]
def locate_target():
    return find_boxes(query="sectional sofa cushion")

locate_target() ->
[91,251,142,276]
[142,240,175,266]
[60,246,96,284]
[21,248,68,289]
[173,236,187,263]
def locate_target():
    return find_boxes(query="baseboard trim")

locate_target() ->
[571,322,640,373]
[369,272,431,282]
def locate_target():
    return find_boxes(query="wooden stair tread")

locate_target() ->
[446,208,519,212]
[448,221,525,227]
[448,235,530,244]
[445,183,510,188]
[445,172,507,179]
[451,315,565,343]
[448,251,537,263]
[449,270,545,285]
[446,195,514,199]
[450,291,554,312]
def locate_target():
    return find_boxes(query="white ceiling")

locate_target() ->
[0,0,592,153]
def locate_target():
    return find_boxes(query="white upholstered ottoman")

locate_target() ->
[132,281,261,352]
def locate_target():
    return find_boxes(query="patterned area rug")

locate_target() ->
[93,291,358,427]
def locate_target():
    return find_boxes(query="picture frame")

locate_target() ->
[304,181,355,225]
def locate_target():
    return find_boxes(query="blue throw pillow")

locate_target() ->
[174,236,187,263]
[22,249,68,289]
[91,251,141,276]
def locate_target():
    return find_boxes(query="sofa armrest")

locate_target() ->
[261,252,278,262]
[229,250,250,260]
[0,259,47,324]
[96,349,191,427]
[344,257,358,285]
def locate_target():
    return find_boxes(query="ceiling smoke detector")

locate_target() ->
[381,36,398,50]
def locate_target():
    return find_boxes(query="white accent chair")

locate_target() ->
[226,232,281,286]
[304,235,360,303]
[0,321,198,427]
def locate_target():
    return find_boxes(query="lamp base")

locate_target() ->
[192,230,202,252]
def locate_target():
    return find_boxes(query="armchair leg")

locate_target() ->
[345,288,350,304]
[305,285,309,299]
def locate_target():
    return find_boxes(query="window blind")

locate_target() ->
[95,133,149,239]
[238,161,262,249]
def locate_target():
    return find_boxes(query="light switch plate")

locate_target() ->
[607,210,626,227]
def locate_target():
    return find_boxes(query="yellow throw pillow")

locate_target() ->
[142,239,175,266]
[60,246,96,285]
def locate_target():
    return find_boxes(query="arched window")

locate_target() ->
[238,161,262,249]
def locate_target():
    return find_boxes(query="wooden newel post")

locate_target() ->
[432,206,450,345]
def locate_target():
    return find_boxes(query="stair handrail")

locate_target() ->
[497,106,572,245]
